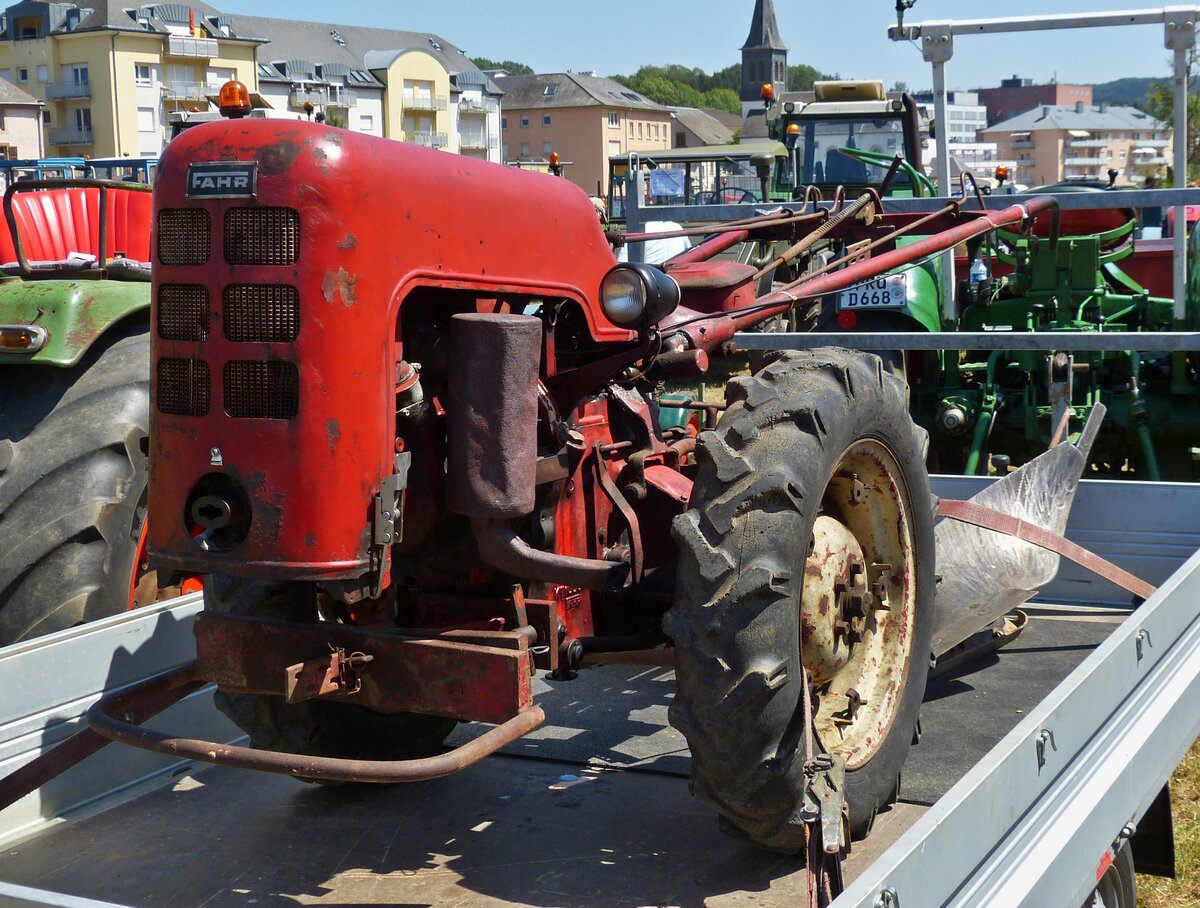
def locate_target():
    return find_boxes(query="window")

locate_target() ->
[0,70,9,81]
[67,64,88,84]
[360,113,374,131]
[520,143,530,156]
[520,115,529,128]
[608,111,619,128]
[543,141,552,155]
[37,64,47,82]
[17,69,28,82]
[637,122,643,138]
[502,144,508,159]
[41,111,50,125]
[137,106,155,131]
[542,83,559,96]
[608,140,621,156]
[135,64,152,86]
[543,114,551,126]
[501,116,507,129]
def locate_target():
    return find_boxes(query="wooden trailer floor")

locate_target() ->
[0,602,1124,907]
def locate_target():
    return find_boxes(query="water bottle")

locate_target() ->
[969,256,989,302]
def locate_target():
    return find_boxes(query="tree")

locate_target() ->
[1143,53,1200,183]
[471,57,533,75]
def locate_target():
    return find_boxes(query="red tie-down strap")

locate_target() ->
[937,498,1158,602]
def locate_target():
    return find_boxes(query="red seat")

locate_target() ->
[2,186,152,264]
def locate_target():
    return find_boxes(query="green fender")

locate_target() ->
[894,236,942,333]
[0,278,150,366]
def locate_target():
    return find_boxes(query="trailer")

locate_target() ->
[0,475,1195,907]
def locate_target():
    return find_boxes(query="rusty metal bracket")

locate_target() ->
[285,646,375,703]
[82,662,546,784]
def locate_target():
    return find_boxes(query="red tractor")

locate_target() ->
[3,115,1073,872]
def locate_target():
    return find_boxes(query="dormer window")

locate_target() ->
[543,83,559,96]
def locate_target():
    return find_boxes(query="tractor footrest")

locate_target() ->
[194,613,533,726]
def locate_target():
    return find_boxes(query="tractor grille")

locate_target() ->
[224,207,299,266]
[157,209,211,265]
[224,360,299,420]
[156,358,211,416]
[223,285,300,343]
[157,284,210,341]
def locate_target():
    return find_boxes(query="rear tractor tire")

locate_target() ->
[665,349,935,852]
[207,575,458,768]
[0,328,161,645]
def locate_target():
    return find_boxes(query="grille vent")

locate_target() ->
[224,207,299,265]
[224,360,299,420]
[157,284,210,341]
[223,285,300,342]
[157,209,211,265]
[156,358,210,416]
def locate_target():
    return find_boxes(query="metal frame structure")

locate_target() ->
[888,6,1200,321]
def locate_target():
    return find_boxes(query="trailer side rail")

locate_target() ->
[835,546,1200,907]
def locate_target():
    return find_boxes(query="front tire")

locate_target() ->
[665,349,935,852]
[0,328,151,645]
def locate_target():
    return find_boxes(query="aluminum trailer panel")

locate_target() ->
[836,546,1200,907]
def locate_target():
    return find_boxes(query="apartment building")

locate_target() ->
[497,71,671,196]
[0,75,42,157]
[981,102,1171,187]
[235,14,502,160]
[0,1,502,161]
[913,90,988,145]
[977,76,1092,127]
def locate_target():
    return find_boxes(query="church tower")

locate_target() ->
[741,0,788,117]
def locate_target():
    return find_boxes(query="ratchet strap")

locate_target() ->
[937,499,1158,601]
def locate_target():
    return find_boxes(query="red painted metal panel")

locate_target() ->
[149,120,627,581]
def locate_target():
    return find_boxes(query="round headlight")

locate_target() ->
[601,266,647,327]
[600,264,681,329]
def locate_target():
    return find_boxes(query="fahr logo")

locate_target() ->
[186,162,257,199]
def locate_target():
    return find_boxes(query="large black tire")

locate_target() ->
[665,349,935,852]
[0,328,150,645]
[207,575,458,766]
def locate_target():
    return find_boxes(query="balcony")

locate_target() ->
[1069,138,1108,148]
[164,80,214,102]
[44,80,90,100]
[403,92,447,112]
[1011,139,1035,149]
[289,86,358,111]
[166,35,218,58]
[48,126,93,146]
[458,96,497,116]
[404,131,448,148]
[1136,139,1171,149]
[1063,156,1107,166]
[459,133,489,150]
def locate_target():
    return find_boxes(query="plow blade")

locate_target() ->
[930,405,1105,657]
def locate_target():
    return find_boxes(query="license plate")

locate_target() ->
[838,274,907,310]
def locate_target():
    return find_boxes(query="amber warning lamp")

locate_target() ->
[219,80,252,119]
[548,151,562,177]
[994,164,1010,188]
[760,82,776,105]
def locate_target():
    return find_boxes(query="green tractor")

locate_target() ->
[911,205,1200,480]
[0,177,184,645]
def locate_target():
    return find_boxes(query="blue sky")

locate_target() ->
[226,1,1181,91]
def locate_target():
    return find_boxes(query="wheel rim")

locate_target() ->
[800,439,918,769]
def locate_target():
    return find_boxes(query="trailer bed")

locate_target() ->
[0,604,1125,907]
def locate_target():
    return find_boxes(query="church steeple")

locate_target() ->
[741,0,788,114]
[742,0,786,51]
